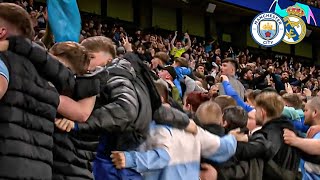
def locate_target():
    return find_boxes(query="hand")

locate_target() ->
[229,128,248,142]
[55,118,74,132]
[310,66,316,74]
[283,128,298,146]
[303,88,312,96]
[174,31,178,36]
[184,32,189,38]
[267,66,275,74]
[0,40,9,51]
[185,120,198,135]
[122,36,132,52]
[200,163,217,180]
[220,75,229,82]
[111,151,126,169]
[285,83,293,94]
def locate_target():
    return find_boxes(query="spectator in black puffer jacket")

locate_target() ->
[0,3,78,179]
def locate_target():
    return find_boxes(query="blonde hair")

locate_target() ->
[255,92,284,119]
[81,36,116,58]
[213,95,237,111]
[196,101,222,125]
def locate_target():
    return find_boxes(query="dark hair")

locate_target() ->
[223,106,248,132]
[222,58,239,70]
[241,68,252,78]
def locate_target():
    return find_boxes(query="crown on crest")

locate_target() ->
[262,22,273,30]
[286,6,305,17]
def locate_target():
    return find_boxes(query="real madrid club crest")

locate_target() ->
[282,6,307,44]
[251,12,285,47]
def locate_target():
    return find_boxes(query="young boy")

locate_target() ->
[111,80,237,180]
[49,42,101,180]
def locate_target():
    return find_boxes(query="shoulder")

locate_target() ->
[108,58,136,78]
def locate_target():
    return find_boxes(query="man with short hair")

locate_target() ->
[240,68,269,89]
[219,58,245,100]
[170,31,191,58]
[233,92,300,179]
[284,97,320,179]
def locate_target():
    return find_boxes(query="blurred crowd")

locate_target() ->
[294,0,320,8]
[0,1,320,180]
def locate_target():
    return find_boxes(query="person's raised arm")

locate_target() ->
[171,31,177,48]
[184,33,191,51]
[221,75,254,112]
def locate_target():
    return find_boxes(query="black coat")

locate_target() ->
[5,37,100,180]
[242,117,299,179]
[0,51,60,180]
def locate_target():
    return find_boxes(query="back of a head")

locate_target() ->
[223,106,248,132]
[308,97,320,112]
[196,101,223,126]
[282,93,303,110]
[81,36,116,58]
[50,42,90,75]
[154,52,170,64]
[0,3,34,39]
[186,92,211,112]
[213,95,237,111]
[247,89,261,105]
[255,92,284,120]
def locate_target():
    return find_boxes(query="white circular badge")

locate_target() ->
[250,12,285,47]
[282,15,306,44]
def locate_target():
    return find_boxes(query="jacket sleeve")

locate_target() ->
[235,133,271,160]
[252,71,268,87]
[171,87,182,105]
[124,126,172,173]
[76,75,139,133]
[124,148,170,173]
[173,78,183,97]
[271,73,284,92]
[153,105,190,129]
[7,36,76,94]
[222,81,254,112]
[199,127,237,163]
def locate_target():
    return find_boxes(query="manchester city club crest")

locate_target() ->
[251,12,285,47]
[282,6,307,44]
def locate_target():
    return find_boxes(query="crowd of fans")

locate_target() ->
[0,0,320,180]
[294,0,320,8]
